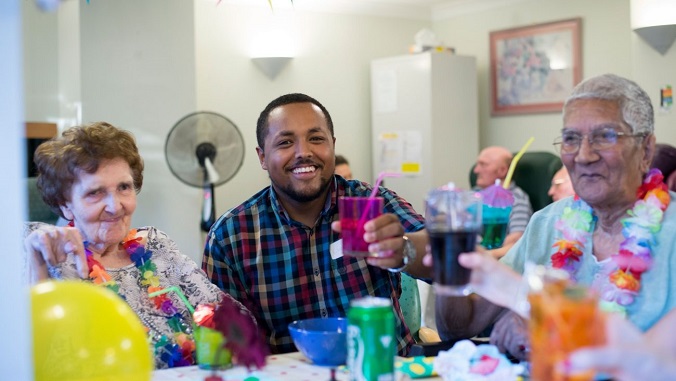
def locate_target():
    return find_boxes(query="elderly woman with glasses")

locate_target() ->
[434,74,676,361]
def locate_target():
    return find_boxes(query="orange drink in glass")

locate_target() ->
[528,277,606,381]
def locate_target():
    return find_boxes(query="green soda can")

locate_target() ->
[347,296,395,381]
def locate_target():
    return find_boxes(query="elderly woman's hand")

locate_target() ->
[25,225,89,283]
[425,250,531,359]
[567,342,676,381]
[564,313,676,381]
[458,252,528,316]
[490,310,530,361]
[423,250,527,317]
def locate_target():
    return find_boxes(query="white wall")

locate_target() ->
[433,0,676,152]
[632,32,676,144]
[23,0,59,122]
[433,0,632,153]
[194,2,429,234]
[78,0,204,261]
[2,0,32,378]
[57,0,81,128]
[23,1,428,262]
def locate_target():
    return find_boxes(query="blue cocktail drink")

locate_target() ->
[481,205,511,249]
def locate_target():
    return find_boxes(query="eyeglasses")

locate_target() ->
[552,128,646,154]
[551,178,568,186]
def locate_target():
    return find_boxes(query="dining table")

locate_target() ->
[152,352,444,381]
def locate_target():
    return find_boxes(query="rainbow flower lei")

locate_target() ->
[551,169,670,315]
[84,228,196,367]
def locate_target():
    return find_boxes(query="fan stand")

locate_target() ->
[197,142,217,232]
[201,177,216,232]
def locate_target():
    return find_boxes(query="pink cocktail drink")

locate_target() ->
[339,197,384,257]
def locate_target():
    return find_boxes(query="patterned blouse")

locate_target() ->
[25,223,245,369]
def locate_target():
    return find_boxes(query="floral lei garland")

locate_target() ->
[84,228,195,367]
[551,169,670,315]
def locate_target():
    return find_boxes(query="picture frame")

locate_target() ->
[490,18,582,116]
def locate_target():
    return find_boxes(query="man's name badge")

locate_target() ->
[330,239,343,259]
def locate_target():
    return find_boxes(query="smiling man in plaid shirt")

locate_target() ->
[202,93,430,356]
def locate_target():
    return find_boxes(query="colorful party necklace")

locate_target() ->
[551,169,670,315]
[84,228,195,367]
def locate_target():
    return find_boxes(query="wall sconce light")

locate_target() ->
[249,11,296,80]
[251,57,293,80]
[631,0,676,55]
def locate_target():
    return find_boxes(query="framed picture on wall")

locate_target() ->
[490,18,582,116]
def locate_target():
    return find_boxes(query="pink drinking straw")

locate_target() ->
[356,172,402,237]
[369,172,402,199]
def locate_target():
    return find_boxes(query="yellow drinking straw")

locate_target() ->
[503,137,535,189]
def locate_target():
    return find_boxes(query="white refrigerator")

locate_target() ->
[370,51,479,214]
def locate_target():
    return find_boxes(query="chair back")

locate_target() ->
[399,273,421,341]
[27,177,60,224]
[470,151,562,212]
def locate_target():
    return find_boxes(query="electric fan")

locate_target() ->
[165,111,245,232]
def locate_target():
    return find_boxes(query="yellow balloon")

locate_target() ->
[31,281,153,381]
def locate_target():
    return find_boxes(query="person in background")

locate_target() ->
[202,93,430,356]
[651,143,676,192]
[547,166,575,201]
[473,146,533,258]
[334,154,353,180]
[435,74,676,361]
[24,122,252,369]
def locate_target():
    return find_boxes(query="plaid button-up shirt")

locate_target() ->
[202,176,425,355]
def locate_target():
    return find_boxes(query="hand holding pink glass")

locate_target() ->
[339,172,400,257]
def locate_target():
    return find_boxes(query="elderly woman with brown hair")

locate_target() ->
[24,122,252,369]
[434,74,676,362]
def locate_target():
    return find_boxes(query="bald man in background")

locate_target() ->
[473,146,533,258]
[548,166,575,201]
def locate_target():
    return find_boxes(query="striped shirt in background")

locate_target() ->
[202,176,425,356]
[507,183,533,234]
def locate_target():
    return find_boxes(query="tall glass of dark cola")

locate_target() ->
[425,186,482,296]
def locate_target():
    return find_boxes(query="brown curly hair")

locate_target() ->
[34,122,144,217]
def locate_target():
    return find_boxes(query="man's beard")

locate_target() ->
[274,175,332,203]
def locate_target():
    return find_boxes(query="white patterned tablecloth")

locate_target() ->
[152,352,351,381]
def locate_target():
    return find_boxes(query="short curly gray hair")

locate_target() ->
[563,73,654,135]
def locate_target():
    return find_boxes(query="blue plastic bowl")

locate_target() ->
[288,317,348,366]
